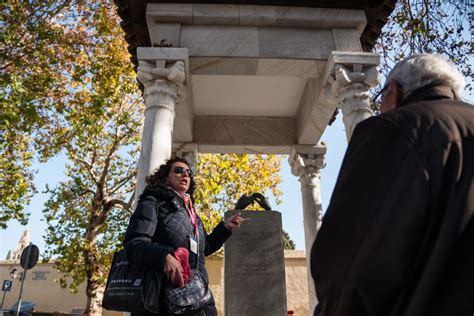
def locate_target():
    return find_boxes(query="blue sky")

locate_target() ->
[0,116,348,259]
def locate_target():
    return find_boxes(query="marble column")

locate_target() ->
[135,60,187,198]
[289,144,326,313]
[328,63,379,140]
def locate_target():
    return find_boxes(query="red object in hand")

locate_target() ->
[173,247,191,284]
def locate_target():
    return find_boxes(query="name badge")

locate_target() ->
[190,236,198,254]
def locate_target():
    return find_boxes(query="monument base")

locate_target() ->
[224,210,287,316]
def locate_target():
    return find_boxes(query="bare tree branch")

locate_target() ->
[109,171,137,195]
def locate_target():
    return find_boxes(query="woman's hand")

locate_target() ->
[225,213,250,231]
[164,254,184,288]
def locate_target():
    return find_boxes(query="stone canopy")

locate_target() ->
[114,1,394,156]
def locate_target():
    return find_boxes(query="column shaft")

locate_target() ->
[135,97,176,197]
[300,172,323,250]
[299,169,323,313]
[134,60,187,198]
[289,145,326,314]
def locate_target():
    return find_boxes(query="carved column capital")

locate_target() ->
[329,63,379,114]
[289,144,327,186]
[137,60,188,111]
[326,62,380,140]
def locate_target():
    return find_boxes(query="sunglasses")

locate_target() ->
[173,166,193,177]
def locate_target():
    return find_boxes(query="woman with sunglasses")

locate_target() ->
[124,157,247,316]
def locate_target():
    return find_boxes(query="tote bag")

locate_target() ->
[102,249,162,313]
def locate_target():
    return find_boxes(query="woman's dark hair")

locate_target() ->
[146,156,196,197]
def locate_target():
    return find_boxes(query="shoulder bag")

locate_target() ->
[164,268,211,315]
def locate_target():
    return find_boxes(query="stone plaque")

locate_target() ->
[224,210,287,316]
[32,271,50,280]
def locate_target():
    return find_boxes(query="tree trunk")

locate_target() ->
[85,281,105,316]
[84,198,105,316]
[83,236,104,316]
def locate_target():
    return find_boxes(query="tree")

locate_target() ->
[283,230,296,250]
[194,153,284,257]
[2,4,140,313]
[0,1,75,228]
[376,0,473,97]
[38,2,142,315]
[194,154,283,231]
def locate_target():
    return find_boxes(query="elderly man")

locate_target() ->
[311,54,474,316]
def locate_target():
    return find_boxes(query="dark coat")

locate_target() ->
[311,85,474,316]
[124,184,232,315]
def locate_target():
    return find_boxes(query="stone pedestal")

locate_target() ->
[289,144,326,313]
[224,210,287,316]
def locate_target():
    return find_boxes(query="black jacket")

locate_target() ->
[311,85,474,316]
[123,184,231,291]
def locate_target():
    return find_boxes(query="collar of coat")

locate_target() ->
[140,184,176,202]
[399,84,458,107]
[139,184,195,207]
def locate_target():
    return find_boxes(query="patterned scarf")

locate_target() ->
[173,189,199,240]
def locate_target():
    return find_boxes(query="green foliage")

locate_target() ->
[283,230,296,250]
[38,2,142,302]
[0,132,34,228]
[1,1,143,313]
[43,175,131,292]
[194,154,283,232]
[1,1,74,228]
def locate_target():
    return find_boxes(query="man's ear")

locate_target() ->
[390,79,405,108]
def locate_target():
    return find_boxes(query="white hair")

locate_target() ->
[386,53,465,100]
